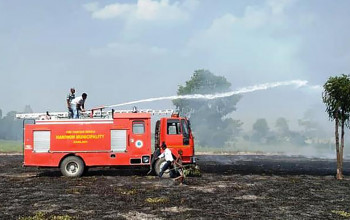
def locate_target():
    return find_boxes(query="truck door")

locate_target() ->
[129,120,148,153]
[166,119,183,147]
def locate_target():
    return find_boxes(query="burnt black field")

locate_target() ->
[1,154,350,219]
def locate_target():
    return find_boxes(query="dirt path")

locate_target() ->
[1,155,350,219]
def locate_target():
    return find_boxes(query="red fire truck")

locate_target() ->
[16,109,195,177]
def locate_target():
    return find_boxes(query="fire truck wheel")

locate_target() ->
[60,156,85,177]
[154,158,171,178]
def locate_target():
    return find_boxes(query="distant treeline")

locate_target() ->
[0,106,32,140]
[0,111,23,140]
[243,117,328,146]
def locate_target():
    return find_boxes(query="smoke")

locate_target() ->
[105,80,308,108]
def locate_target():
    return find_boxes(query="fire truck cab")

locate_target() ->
[19,110,195,177]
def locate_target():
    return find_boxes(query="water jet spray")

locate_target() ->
[105,80,308,108]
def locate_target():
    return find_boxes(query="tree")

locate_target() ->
[1,111,22,140]
[0,109,23,140]
[0,109,3,139]
[322,74,350,180]
[275,117,290,136]
[251,118,269,143]
[272,117,306,145]
[23,105,33,113]
[298,109,326,139]
[173,70,242,147]
[274,117,291,143]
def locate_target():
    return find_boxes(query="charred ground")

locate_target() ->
[1,154,350,219]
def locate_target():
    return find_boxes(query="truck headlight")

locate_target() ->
[142,156,150,163]
[191,157,197,163]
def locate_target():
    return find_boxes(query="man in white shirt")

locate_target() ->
[158,142,174,177]
[71,93,87,119]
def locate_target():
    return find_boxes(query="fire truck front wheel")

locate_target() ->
[60,156,85,177]
[154,158,171,178]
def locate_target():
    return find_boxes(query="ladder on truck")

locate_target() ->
[16,109,175,120]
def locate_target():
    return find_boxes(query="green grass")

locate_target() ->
[0,139,22,153]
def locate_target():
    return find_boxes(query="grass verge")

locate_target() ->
[0,139,22,153]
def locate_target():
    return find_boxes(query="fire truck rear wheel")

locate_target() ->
[60,156,85,177]
[154,158,171,178]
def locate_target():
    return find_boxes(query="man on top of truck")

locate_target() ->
[66,87,75,118]
[71,93,87,118]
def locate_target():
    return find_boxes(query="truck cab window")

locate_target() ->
[133,121,145,134]
[167,120,181,135]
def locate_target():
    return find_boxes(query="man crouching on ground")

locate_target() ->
[158,142,173,178]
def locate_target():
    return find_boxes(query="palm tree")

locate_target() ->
[323,74,350,179]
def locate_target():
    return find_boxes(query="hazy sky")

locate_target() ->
[1,0,349,130]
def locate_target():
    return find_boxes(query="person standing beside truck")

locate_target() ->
[158,142,174,178]
[71,93,87,119]
[66,87,75,118]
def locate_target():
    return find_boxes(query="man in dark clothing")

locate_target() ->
[66,88,75,118]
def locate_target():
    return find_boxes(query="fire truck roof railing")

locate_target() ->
[15,109,174,120]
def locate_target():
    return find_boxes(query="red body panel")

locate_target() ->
[23,113,195,168]
[24,114,151,167]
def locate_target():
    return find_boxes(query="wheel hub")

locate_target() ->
[66,162,78,174]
